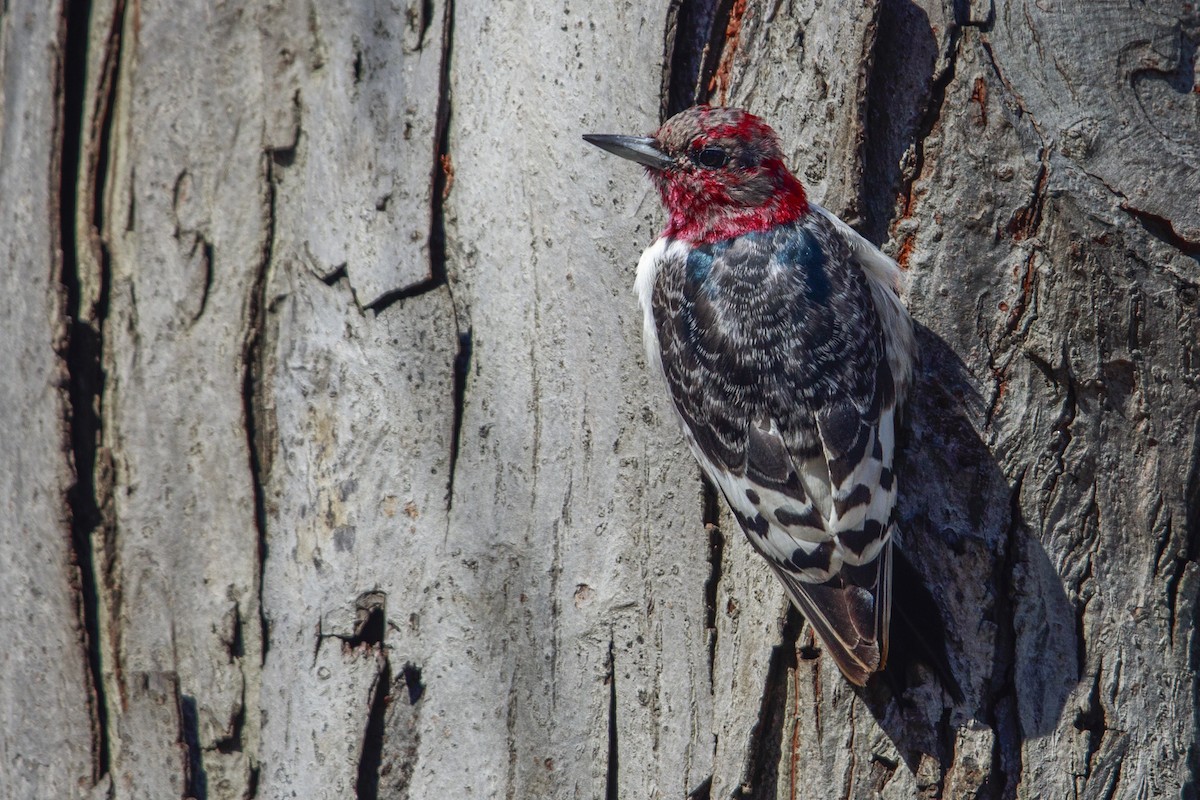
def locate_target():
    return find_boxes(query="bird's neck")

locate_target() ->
[660,164,809,244]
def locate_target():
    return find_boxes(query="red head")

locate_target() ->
[585,106,809,244]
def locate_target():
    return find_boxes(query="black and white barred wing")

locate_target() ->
[740,354,898,684]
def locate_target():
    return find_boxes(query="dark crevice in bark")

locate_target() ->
[355,658,392,800]
[977,35,1046,144]
[1004,156,1048,243]
[269,135,297,168]
[1077,161,1200,264]
[362,0,469,515]
[212,604,249,756]
[1099,750,1126,800]
[60,0,123,784]
[180,694,209,800]
[400,662,425,704]
[882,20,963,270]
[935,703,955,795]
[1074,667,1107,780]
[869,753,899,795]
[366,0,455,317]
[447,327,472,508]
[841,706,858,800]
[360,659,425,798]
[362,274,444,312]
[979,144,1048,431]
[1152,501,1173,574]
[319,263,348,286]
[985,467,1027,800]
[317,592,389,655]
[214,687,247,756]
[860,0,942,245]
[1168,416,1200,645]
[997,150,1049,358]
[664,0,728,118]
[1131,26,1197,94]
[742,609,802,800]
[686,775,713,800]
[247,765,261,798]
[884,548,965,703]
[1120,204,1200,261]
[701,475,723,684]
[417,0,435,48]
[434,0,466,509]
[904,23,960,187]
[347,593,397,798]
[345,596,387,649]
[605,638,619,800]
[190,235,215,324]
[705,0,748,108]
[1078,725,1132,800]
[246,154,277,665]
[226,602,246,660]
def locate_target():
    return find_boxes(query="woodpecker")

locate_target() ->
[585,106,917,685]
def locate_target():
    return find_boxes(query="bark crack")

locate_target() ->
[1167,415,1200,645]
[887,22,962,269]
[59,0,125,785]
[701,475,724,684]
[978,35,1048,145]
[1072,160,1200,263]
[976,29,1054,431]
[985,465,1027,800]
[355,658,391,800]
[1073,663,1107,781]
[245,152,275,670]
[606,637,619,800]
[1119,206,1200,261]
[663,0,730,118]
[364,0,456,316]
[740,610,802,799]
[706,0,748,107]
[361,0,468,512]
[447,326,472,509]
[180,693,209,799]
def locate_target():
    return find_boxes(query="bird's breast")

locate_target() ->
[635,237,686,379]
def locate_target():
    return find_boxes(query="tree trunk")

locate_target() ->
[2,0,1197,798]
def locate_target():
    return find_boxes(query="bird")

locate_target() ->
[584,105,917,685]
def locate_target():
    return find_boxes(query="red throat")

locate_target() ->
[656,159,809,244]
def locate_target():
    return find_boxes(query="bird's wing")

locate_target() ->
[811,203,916,405]
[767,536,892,685]
[648,219,900,684]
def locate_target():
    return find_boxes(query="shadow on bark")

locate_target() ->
[860,324,1077,783]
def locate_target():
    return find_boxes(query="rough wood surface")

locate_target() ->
[0,3,97,798]
[2,0,1197,798]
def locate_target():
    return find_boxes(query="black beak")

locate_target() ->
[583,134,675,170]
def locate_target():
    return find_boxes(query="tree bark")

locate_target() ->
[2,0,1197,798]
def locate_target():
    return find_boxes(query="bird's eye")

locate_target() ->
[694,146,729,169]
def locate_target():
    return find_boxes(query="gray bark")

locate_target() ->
[1,0,1197,799]
[0,2,97,797]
